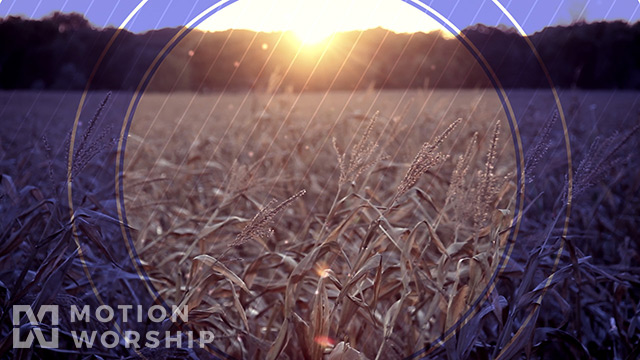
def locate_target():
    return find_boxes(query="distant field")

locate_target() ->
[1,89,639,359]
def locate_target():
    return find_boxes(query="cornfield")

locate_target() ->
[0,87,639,359]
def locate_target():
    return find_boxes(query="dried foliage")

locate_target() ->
[1,89,638,360]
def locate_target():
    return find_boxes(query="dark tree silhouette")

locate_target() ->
[0,13,638,91]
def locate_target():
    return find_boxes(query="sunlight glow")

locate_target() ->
[314,335,336,347]
[197,0,448,39]
[293,27,334,45]
[315,262,332,278]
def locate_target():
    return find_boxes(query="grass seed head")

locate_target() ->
[524,111,557,184]
[335,112,385,186]
[570,124,640,202]
[472,120,503,228]
[70,92,117,179]
[232,189,306,246]
[447,132,478,219]
[396,118,461,199]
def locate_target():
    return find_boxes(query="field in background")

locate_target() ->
[0,89,639,359]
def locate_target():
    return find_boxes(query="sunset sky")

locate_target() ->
[0,0,638,37]
[197,0,446,43]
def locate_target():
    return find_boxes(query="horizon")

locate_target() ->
[1,9,638,37]
[0,0,639,37]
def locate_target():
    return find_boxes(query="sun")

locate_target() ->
[293,27,333,45]
[197,0,452,41]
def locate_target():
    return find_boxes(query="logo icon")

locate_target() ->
[12,305,59,349]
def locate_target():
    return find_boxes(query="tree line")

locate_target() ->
[0,12,638,91]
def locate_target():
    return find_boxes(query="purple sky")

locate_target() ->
[0,0,638,35]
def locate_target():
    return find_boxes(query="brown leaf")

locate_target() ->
[446,284,469,330]
[328,341,369,360]
[193,254,252,294]
[266,317,290,360]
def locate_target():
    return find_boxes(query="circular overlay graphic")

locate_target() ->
[63,0,570,358]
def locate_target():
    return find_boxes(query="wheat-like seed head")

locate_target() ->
[524,111,557,184]
[69,92,117,179]
[334,112,385,186]
[447,132,478,219]
[472,120,509,229]
[570,124,639,202]
[75,92,111,158]
[396,118,461,199]
[232,189,306,246]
